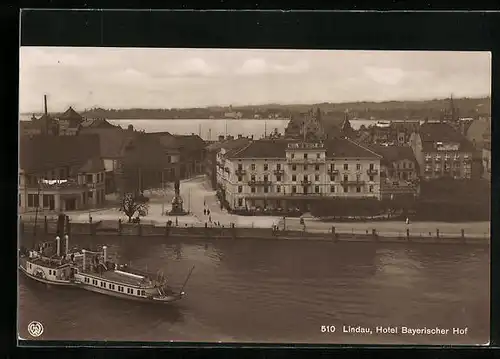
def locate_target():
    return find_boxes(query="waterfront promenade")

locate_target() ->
[20,176,490,239]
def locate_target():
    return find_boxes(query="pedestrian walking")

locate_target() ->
[406,217,410,225]
[209,215,212,222]
[207,209,210,216]
[203,209,207,215]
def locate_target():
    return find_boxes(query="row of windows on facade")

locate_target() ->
[424,163,472,171]
[25,190,106,207]
[424,154,470,160]
[234,162,378,172]
[83,276,146,296]
[23,172,105,186]
[235,184,375,194]
[234,173,377,183]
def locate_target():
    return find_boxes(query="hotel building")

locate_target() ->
[215,138,382,212]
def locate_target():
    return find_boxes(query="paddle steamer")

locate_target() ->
[19,234,194,304]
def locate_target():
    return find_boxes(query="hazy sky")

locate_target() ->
[19,47,491,113]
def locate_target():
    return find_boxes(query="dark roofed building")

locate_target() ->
[19,134,106,213]
[409,121,477,180]
[58,106,85,136]
[369,145,420,199]
[284,109,354,141]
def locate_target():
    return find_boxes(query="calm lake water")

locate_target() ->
[20,116,378,139]
[18,234,489,345]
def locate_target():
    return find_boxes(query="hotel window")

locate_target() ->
[304,165,308,171]
[316,153,320,159]
[264,186,269,193]
[251,164,256,171]
[238,186,243,193]
[86,174,93,183]
[369,175,374,182]
[315,164,320,171]
[276,175,282,182]
[315,175,319,181]
[330,164,335,171]
[292,186,297,194]
[238,176,242,182]
[251,187,256,193]
[343,175,348,182]
[343,186,348,193]
[27,194,39,208]
[303,175,308,181]
[292,175,297,182]
[356,174,360,182]
[369,185,374,193]
[291,153,295,159]
[356,164,361,171]
[292,164,297,171]
[264,164,268,171]
[264,175,269,182]
[251,175,256,181]
[330,185,335,193]
[330,175,335,182]
[277,164,281,170]
[238,164,243,170]
[344,163,348,170]
[315,186,320,193]
[356,186,361,193]
[369,163,374,170]
[304,153,308,159]
[238,198,243,206]
[277,186,281,193]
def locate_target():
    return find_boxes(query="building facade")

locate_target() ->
[409,122,475,180]
[483,144,491,180]
[19,135,106,213]
[215,138,382,212]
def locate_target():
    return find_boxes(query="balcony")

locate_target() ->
[328,169,339,175]
[287,157,325,164]
[444,156,451,161]
[424,168,432,173]
[434,156,442,161]
[366,169,379,175]
[248,180,272,187]
[425,156,432,162]
[341,180,366,186]
[453,156,461,161]
[235,169,247,176]
[25,178,88,191]
[273,169,285,176]
[301,179,312,185]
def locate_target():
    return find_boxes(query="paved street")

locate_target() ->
[20,175,490,237]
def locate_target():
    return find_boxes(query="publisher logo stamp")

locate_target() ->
[27,321,44,337]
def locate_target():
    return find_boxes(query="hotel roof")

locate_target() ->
[227,138,381,159]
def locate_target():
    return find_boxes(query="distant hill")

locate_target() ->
[22,96,491,120]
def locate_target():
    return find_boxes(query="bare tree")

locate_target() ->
[120,192,149,223]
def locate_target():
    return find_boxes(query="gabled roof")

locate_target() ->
[79,127,135,159]
[325,138,382,159]
[145,132,205,152]
[80,118,116,129]
[369,144,416,164]
[59,107,83,121]
[20,134,101,173]
[228,139,292,159]
[419,122,475,152]
[206,137,251,152]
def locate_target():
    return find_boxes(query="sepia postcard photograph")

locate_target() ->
[18,47,491,345]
